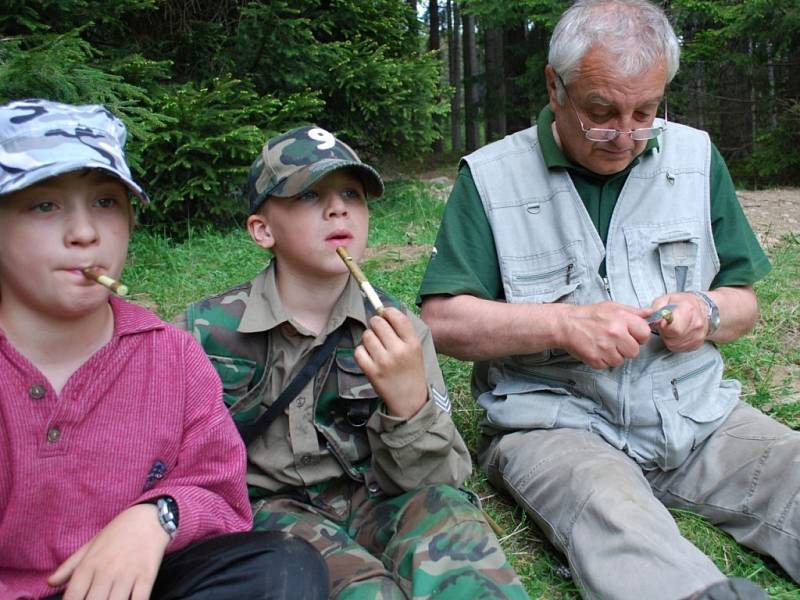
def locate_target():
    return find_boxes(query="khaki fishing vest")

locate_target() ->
[465,122,740,470]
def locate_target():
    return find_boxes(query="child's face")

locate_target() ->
[248,169,369,280]
[0,170,131,319]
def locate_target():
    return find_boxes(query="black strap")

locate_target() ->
[239,327,345,446]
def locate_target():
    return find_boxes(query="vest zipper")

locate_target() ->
[602,276,611,296]
[515,262,574,284]
[669,359,717,402]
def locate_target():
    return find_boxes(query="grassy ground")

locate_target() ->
[125,180,800,599]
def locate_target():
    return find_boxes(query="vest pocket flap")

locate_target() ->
[491,379,573,397]
[335,353,378,400]
[501,244,582,303]
[652,230,699,245]
[478,389,562,429]
[670,358,728,423]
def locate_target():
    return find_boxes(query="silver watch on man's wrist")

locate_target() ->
[689,291,720,336]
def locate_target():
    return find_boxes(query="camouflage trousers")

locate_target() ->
[252,481,529,599]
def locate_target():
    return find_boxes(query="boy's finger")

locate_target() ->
[357,330,386,362]
[353,343,377,376]
[48,543,89,586]
[377,307,418,342]
[366,314,400,350]
[62,568,94,600]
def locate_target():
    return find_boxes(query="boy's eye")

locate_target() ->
[342,189,364,200]
[95,196,119,208]
[297,190,319,202]
[32,201,57,213]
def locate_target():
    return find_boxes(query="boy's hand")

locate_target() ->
[354,307,429,420]
[48,503,170,600]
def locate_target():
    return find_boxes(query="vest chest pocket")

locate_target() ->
[502,244,583,304]
[208,355,263,421]
[624,221,701,305]
[654,231,699,293]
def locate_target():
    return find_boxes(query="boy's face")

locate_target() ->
[0,170,131,320]
[248,169,369,279]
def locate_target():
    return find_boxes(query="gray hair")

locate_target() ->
[549,0,680,103]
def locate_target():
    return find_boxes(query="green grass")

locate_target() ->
[126,183,800,599]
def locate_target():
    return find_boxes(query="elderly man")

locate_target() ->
[419,0,797,598]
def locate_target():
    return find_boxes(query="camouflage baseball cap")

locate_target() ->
[0,98,148,202]
[245,125,383,214]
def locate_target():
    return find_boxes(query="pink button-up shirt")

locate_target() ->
[0,297,251,599]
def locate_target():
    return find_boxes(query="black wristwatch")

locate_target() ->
[690,291,720,336]
[148,496,179,538]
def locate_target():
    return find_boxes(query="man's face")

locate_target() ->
[547,46,668,176]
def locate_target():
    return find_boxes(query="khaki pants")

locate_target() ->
[480,402,800,600]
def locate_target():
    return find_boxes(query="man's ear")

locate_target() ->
[545,65,560,110]
[247,212,274,250]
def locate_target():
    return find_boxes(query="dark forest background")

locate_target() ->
[2,0,798,234]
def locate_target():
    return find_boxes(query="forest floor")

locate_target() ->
[737,187,800,249]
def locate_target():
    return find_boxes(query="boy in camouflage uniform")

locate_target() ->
[178,126,528,599]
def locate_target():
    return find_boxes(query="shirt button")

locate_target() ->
[367,482,381,494]
[47,427,61,443]
[29,384,46,400]
[296,397,305,407]
[300,454,314,466]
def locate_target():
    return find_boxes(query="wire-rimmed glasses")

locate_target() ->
[555,73,668,142]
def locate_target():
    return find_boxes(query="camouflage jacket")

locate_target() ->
[176,263,471,500]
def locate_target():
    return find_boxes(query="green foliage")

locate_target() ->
[135,76,324,234]
[738,102,800,185]
[0,30,170,175]
[230,0,448,160]
[671,0,800,184]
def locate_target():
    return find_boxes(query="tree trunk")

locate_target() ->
[448,0,462,152]
[484,25,506,142]
[462,12,480,152]
[503,21,530,133]
[428,0,439,52]
[429,0,443,152]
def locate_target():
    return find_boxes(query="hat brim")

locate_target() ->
[0,160,149,203]
[269,159,384,200]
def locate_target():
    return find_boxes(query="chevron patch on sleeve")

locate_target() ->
[431,386,451,413]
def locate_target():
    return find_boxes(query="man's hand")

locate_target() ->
[48,503,170,600]
[650,292,711,352]
[556,301,653,369]
[354,307,429,419]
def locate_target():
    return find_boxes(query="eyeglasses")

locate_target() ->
[556,73,667,142]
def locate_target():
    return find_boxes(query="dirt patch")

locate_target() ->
[363,244,430,271]
[737,188,800,248]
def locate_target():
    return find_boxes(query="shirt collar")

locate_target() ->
[0,296,164,345]
[238,261,371,336]
[110,295,165,336]
[536,105,660,177]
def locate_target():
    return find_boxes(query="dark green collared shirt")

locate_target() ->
[418,106,771,303]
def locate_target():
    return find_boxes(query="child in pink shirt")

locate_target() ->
[0,99,327,600]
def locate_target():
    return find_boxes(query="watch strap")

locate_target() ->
[689,290,720,336]
[146,496,179,538]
